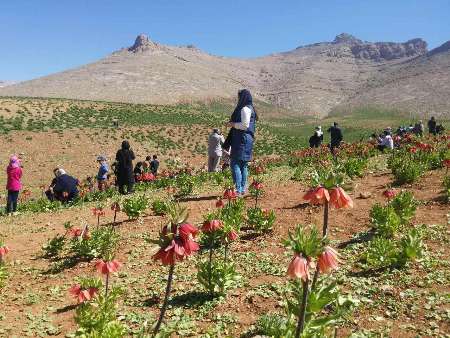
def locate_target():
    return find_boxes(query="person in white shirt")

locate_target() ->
[377,130,394,151]
[224,89,257,195]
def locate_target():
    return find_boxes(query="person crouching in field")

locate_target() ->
[6,155,23,214]
[96,155,109,191]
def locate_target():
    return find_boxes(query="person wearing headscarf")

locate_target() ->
[52,168,79,203]
[224,89,257,195]
[115,140,136,194]
[5,155,23,213]
[327,122,343,155]
[309,126,324,148]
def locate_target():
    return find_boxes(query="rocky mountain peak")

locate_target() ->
[128,34,157,53]
[333,33,362,45]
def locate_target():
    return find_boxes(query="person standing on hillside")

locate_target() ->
[225,89,257,195]
[5,155,22,214]
[96,155,109,191]
[208,128,225,172]
[327,122,343,155]
[309,126,323,148]
[115,140,135,194]
[428,117,437,135]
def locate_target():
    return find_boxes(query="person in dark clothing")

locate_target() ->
[46,168,79,203]
[116,140,136,194]
[436,124,445,135]
[149,155,159,176]
[309,126,323,148]
[134,162,144,182]
[428,117,437,135]
[226,89,257,195]
[327,122,343,154]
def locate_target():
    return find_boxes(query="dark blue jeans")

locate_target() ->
[6,190,19,213]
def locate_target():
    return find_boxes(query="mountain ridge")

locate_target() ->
[1,33,448,117]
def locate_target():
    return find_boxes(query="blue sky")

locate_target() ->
[1,0,449,81]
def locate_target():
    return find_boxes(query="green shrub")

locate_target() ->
[370,204,401,238]
[397,228,425,266]
[390,191,417,224]
[196,260,240,296]
[70,226,119,260]
[363,237,398,268]
[151,199,172,216]
[246,207,276,233]
[122,195,149,219]
[342,157,368,179]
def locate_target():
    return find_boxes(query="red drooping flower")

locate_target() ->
[287,254,310,281]
[317,246,340,274]
[383,189,397,199]
[202,219,223,233]
[95,259,122,275]
[251,180,264,191]
[443,159,450,168]
[329,187,353,209]
[154,223,200,266]
[409,146,418,154]
[303,186,330,205]
[215,199,225,208]
[92,207,105,217]
[223,188,238,200]
[0,245,10,258]
[111,202,121,212]
[227,230,238,241]
[69,227,90,239]
[153,239,186,266]
[69,284,98,303]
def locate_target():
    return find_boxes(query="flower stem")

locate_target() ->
[105,272,110,298]
[224,241,228,263]
[208,236,214,296]
[97,215,100,227]
[153,264,175,335]
[113,210,117,226]
[295,279,309,338]
[322,200,329,237]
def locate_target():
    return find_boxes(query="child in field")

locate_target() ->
[150,155,159,176]
[96,155,109,191]
[5,155,23,214]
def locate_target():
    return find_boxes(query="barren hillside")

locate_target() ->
[1,33,448,116]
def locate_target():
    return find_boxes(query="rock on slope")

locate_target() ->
[1,33,447,116]
[338,40,450,117]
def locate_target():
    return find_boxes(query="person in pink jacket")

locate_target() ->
[6,155,22,213]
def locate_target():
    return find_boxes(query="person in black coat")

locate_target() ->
[327,122,343,154]
[115,140,136,194]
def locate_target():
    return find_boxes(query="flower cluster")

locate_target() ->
[136,172,156,182]
[303,186,353,208]
[153,223,200,266]
[287,246,340,281]
[69,284,98,303]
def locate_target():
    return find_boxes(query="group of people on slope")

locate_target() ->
[207,89,257,195]
[4,140,160,214]
[308,122,343,154]
[372,116,444,152]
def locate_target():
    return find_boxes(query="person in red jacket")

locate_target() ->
[6,155,23,213]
